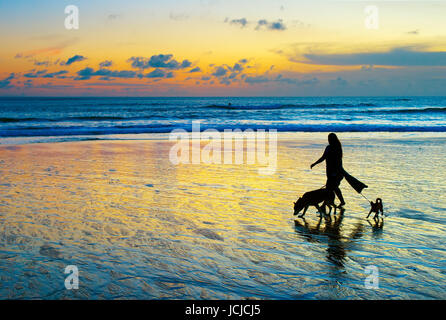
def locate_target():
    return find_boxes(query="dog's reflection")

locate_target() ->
[367,218,384,239]
[294,209,364,269]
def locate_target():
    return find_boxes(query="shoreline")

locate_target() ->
[2,131,446,146]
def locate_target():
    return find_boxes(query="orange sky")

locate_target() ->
[1,0,446,96]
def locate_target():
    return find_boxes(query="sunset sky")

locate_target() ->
[1,0,446,96]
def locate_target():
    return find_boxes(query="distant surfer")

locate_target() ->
[311,133,367,208]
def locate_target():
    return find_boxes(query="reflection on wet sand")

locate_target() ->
[294,209,365,269]
[0,133,446,299]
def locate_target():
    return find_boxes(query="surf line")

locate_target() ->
[169,120,277,175]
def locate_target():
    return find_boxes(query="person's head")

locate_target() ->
[328,133,342,157]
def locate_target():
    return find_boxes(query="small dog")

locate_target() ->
[294,188,335,217]
[367,198,383,219]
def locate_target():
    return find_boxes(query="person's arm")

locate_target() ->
[311,147,327,169]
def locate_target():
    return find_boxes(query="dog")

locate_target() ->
[367,198,383,219]
[293,188,335,218]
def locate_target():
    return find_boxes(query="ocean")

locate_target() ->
[1,96,446,144]
[1,96,446,299]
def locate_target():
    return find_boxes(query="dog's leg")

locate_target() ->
[315,204,323,216]
[298,205,308,218]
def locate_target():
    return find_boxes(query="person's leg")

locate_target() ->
[334,187,345,207]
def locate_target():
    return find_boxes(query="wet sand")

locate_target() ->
[0,132,445,299]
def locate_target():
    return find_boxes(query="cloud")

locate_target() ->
[43,71,68,78]
[301,47,446,66]
[128,54,191,70]
[189,67,201,73]
[212,66,227,77]
[24,70,48,78]
[255,19,286,31]
[206,59,249,85]
[14,39,78,58]
[75,67,138,80]
[24,70,68,79]
[145,68,167,78]
[62,55,86,66]
[225,18,286,31]
[33,60,50,67]
[99,60,113,68]
[226,17,248,28]
[0,73,15,88]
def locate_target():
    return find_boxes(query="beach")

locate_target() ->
[0,132,445,299]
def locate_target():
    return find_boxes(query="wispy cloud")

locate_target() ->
[24,70,68,79]
[301,47,446,66]
[62,55,86,66]
[75,67,139,81]
[225,18,287,31]
[99,60,113,68]
[0,73,15,88]
[225,17,248,28]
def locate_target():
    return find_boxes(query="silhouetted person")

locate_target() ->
[311,133,345,207]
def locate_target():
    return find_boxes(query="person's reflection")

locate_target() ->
[294,209,364,269]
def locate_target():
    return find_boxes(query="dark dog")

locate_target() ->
[367,198,383,219]
[293,188,335,217]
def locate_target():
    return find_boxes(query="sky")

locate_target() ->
[1,0,446,96]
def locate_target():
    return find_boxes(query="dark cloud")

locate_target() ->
[302,47,446,66]
[181,60,192,68]
[145,69,166,78]
[189,67,201,73]
[148,54,178,68]
[43,71,69,78]
[99,60,113,68]
[212,66,227,77]
[75,67,138,80]
[24,70,68,79]
[62,55,86,66]
[128,54,191,70]
[0,73,15,88]
[206,59,249,85]
[226,17,248,28]
[34,60,50,67]
[231,63,243,72]
[255,19,286,31]
[24,70,47,78]
[225,18,286,31]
